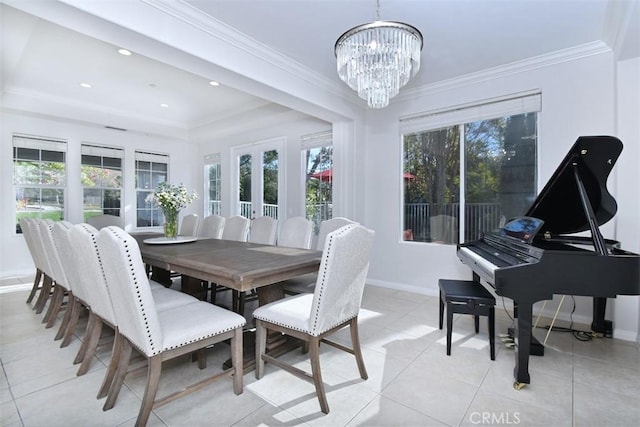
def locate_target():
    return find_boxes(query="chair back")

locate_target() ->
[315,217,359,251]
[221,216,250,242]
[97,226,162,356]
[179,214,200,236]
[20,218,44,272]
[309,224,374,335]
[63,224,117,325]
[248,216,278,245]
[277,216,313,249]
[87,214,123,230]
[199,215,225,238]
[30,219,54,278]
[43,220,73,289]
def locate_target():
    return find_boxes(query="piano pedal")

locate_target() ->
[501,337,514,343]
[504,342,516,349]
[498,333,511,338]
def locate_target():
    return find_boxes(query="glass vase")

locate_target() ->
[162,208,179,239]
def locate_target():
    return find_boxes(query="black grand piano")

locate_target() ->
[457,135,640,389]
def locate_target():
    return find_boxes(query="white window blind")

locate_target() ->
[301,130,332,150]
[81,144,124,158]
[400,91,541,135]
[13,135,67,152]
[135,150,168,163]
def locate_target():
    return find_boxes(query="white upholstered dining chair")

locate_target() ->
[248,216,278,245]
[96,226,246,426]
[277,216,313,249]
[253,223,374,414]
[199,214,225,238]
[179,213,200,236]
[86,214,123,230]
[20,218,46,306]
[221,215,250,241]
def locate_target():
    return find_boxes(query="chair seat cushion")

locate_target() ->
[253,294,314,333]
[158,302,246,352]
[151,286,199,311]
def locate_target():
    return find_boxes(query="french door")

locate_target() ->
[232,138,284,220]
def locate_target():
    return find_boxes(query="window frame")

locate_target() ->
[135,151,169,228]
[400,92,541,245]
[13,135,67,234]
[204,153,222,216]
[81,143,124,221]
[301,130,333,234]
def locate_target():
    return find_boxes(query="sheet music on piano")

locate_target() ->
[456,135,640,390]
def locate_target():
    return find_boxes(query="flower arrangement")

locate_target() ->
[146,182,198,238]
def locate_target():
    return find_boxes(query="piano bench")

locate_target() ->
[438,279,496,360]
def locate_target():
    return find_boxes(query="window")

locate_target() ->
[204,153,222,216]
[135,151,168,227]
[81,144,123,221]
[13,135,67,233]
[401,93,540,244]
[302,131,333,233]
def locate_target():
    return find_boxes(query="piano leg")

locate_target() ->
[513,302,533,389]
[591,297,612,337]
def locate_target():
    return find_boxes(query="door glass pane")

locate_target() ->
[263,150,278,218]
[305,146,333,234]
[239,154,252,218]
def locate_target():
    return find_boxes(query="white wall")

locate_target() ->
[614,56,640,343]
[362,50,639,340]
[0,112,199,278]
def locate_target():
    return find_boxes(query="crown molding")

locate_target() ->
[395,41,612,102]
[143,0,353,102]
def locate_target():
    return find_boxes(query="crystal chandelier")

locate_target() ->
[335,9,423,109]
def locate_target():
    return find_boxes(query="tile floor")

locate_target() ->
[1,275,639,427]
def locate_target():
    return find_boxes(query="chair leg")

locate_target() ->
[26,269,42,304]
[76,313,103,374]
[474,314,480,333]
[34,275,53,314]
[137,355,162,427]
[43,285,65,328]
[255,319,266,379]
[231,327,243,395]
[446,302,453,356]
[55,293,75,340]
[349,318,368,380]
[74,311,97,364]
[98,331,123,399]
[309,336,329,414]
[61,300,83,348]
[104,338,133,411]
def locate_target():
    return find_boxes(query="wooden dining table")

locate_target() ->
[133,233,322,370]
[133,233,322,305]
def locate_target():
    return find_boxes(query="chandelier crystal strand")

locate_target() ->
[335,21,422,109]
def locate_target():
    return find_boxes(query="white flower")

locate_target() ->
[146,182,198,211]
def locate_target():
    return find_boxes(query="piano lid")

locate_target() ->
[525,136,622,235]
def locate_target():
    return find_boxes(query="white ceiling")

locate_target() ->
[1,0,638,138]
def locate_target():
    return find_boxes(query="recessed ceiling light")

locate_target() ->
[118,48,132,56]
[79,83,92,88]
[160,103,169,108]
[209,81,220,86]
